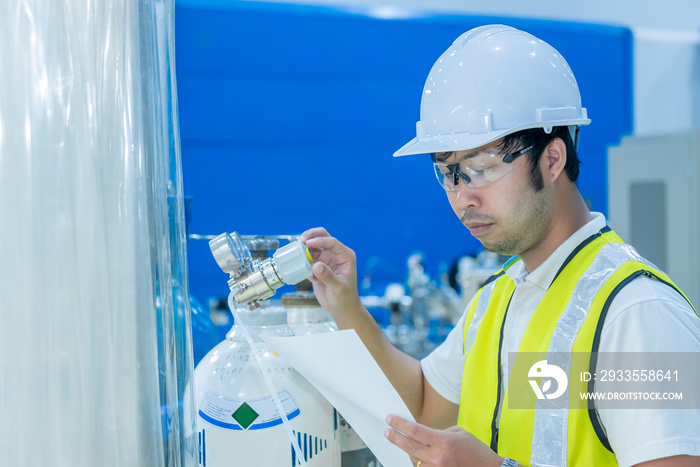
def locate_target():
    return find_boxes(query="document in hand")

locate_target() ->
[262,330,414,467]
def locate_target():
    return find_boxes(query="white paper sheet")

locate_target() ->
[262,330,414,467]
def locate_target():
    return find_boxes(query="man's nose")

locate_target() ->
[453,180,481,209]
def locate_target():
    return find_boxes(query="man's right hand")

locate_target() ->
[299,227,365,327]
[298,228,456,426]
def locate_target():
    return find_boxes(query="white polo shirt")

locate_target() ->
[421,212,700,466]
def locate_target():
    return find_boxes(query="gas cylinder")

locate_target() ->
[194,304,341,467]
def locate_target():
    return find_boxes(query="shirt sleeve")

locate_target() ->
[597,276,700,467]
[420,307,468,405]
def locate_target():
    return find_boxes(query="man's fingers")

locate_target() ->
[299,228,357,269]
[311,262,342,290]
[385,415,434,445]
[384,427,430,461]
[384,415,438,462]
[304,236,356,265]
[303,235,341,251]
[298,227,330,244]
[301,236,336,262]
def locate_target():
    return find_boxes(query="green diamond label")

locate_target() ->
[198,390,301,431]
[232,402,259,430]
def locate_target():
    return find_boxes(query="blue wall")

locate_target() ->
[175,0,633,301]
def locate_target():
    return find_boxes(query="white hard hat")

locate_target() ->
[394,25,590,157]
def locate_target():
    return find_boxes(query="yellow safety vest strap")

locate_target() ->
[489,291,515,452]
[586,268,696,452]
[459,274,516,447]
[550,225,613,287]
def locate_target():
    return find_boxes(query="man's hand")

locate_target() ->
[299,227,364,324]
[384,415,505,467]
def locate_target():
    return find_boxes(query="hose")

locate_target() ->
[227,292,308,467]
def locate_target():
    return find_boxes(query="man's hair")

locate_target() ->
[498,126,580,191]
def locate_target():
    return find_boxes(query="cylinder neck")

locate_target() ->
[280,289,318,308]
[226,303,293,341]
[282,289,336,326]
[286,306,335,326]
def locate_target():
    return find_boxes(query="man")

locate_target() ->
[299,25,700,467]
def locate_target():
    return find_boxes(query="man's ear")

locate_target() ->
[541,137,567,182]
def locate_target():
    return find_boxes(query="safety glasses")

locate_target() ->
[432,145,534,191]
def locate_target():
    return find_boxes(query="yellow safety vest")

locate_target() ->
[457,227,696,466]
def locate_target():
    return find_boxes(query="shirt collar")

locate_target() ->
[504,212,607,289]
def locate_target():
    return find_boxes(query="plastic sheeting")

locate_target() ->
[0,1,196,466]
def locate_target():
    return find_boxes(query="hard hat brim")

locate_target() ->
[393,119,591,157]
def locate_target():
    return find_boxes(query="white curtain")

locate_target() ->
[0,1,196,465]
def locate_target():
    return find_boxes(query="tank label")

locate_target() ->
[198,389,300,430]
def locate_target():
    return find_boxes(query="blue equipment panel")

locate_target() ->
[175,0,632,301]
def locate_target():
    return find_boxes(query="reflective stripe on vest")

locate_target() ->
[459,270,515,447]
[457,228,695,466]
[464,272,504,356]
